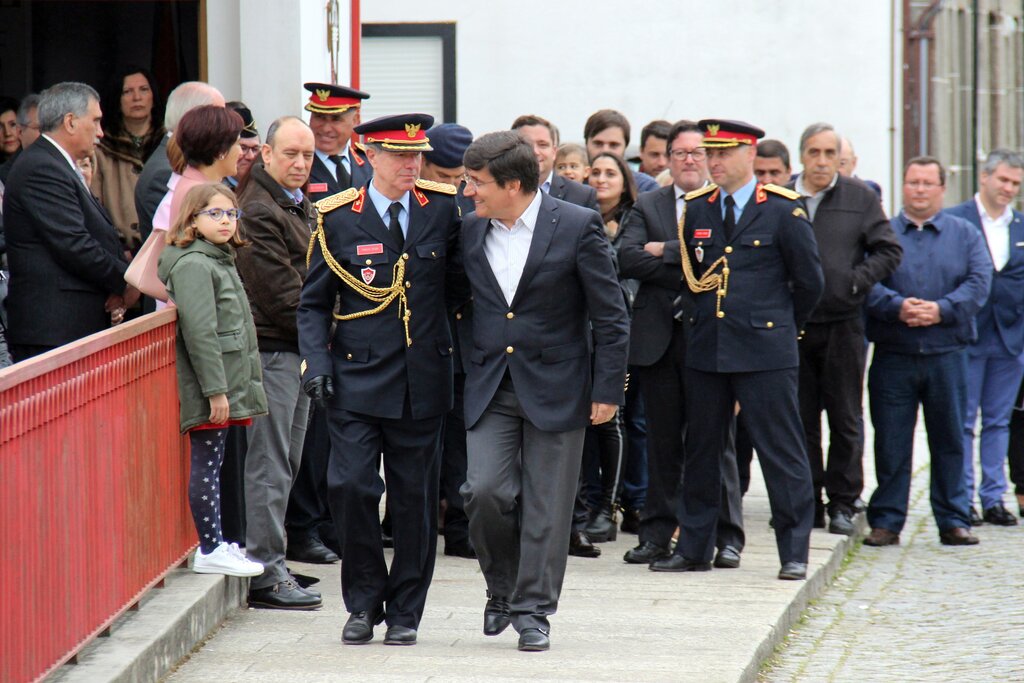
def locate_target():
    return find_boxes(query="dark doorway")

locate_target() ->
[0,1,200,102]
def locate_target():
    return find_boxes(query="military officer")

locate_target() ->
[297,113,464,646]
[304,82,372,203]
[651,119,824,580]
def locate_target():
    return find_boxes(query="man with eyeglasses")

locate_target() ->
[791,122,902,537]
[304,82,371,204]
[298,113,465,646]
[863,156,991,549]
[618,119,745,571]
[225,102,259,189]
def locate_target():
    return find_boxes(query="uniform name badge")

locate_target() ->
[695,244,704,263]
[361,267,376,284]
[309,183,329,193]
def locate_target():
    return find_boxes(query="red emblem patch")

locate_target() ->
[361,267,376,284]
[308,183,328,193]
[356,243,384,256]
[694,229,712,239]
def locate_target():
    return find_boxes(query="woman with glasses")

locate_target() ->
[91,66,166,252]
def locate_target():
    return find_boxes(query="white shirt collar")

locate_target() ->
[491,191,542,233]
[795,172,838,199]
[974,193,1013,225]
[42,134,79,173]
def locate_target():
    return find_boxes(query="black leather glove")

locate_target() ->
[302,375,334,407]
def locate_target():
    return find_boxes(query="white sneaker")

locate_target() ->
[193,542,265,577]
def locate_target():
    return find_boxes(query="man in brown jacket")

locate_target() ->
[235,116,323,610]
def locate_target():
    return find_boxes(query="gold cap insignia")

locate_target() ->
[706,124,720,136]
[316,88,330,102]
[405,123,421,138]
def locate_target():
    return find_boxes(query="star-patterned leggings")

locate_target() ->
[188,428,226,554]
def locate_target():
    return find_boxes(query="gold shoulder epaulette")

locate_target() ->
[415,178,457,195]
[685,183,718,201]
[764,184,801,200]
[316,188,360,214]
[353,141,367,153]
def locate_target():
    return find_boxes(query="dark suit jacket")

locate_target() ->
[449,184,477,374]
[307,146,372,205]
[548,173,599,212]
[135,134,172,243]
[4,136,128,347]
[298,181,463,420]
[680,183,823,373]
[461,193,630,432]
[945,199,1024,356]
[618,185,682,366]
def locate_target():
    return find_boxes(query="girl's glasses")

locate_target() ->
[196,208,242,221]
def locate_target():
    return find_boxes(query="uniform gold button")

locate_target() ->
[717,311,725,318]
[724,246,733,254]
[753,239,761,247]
[506,346,514,354]
[448,346,453,353]
[405,281,411,288]
[346,353,353,360]
[431,251,437,258]
[767,321,774,328]
[365,259,372,265]
[402,253,410,260]
[506,312,514,319]
[455,312,463,320]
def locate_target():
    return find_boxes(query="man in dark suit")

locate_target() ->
[4,82,139,361]
[654,119,823,580]
[511,114,598,212]
[618,119,746,570]
[946,148,1024,526]
[459,131,629,651]
[304,83,372,204]
[297,114,463,647]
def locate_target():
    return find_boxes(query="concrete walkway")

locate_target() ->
[162,464,860,683]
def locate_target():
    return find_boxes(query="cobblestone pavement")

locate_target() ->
[761,453,1024,682]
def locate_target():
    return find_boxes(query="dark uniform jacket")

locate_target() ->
[4,136,128,348]
[235,162,314,353]
[549,173,599,212]
[618,185,683,366]
[307,144,372,204]
[679,182,824,373]
[298,179,463,420]
[461,193,630,432]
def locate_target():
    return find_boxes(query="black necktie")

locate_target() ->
[388,202,404,250]
[724,195,736,242]
[331,154,351,188]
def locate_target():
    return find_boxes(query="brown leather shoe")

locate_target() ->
[863,528,900,547]
[939,527,980,546]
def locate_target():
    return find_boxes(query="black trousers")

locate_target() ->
[1008,377,1024,496]
[736,411,754,495]
[440,373,471,546]
[797,318,867,513]
[325,401,443,629]
[285,405,340,551]
[681,367,813,565]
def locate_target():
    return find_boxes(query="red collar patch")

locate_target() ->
[708,187,720,203]
[755,183,767,204]
[353,152,365,167]
[351,187,366,214]
[413,187,429,207]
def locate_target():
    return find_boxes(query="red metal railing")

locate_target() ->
[0,309,197,683]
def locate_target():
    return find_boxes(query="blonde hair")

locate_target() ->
[555,142,587,164]
[166,183,247,247]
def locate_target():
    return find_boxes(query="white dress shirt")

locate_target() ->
[484,191,543,305]
[42,134,88,188]
[975,193,1012,270]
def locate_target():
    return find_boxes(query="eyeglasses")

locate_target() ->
[463,173,497,190]
[670,148,707,161]
[239,146,261,157]
[195,208,243,221]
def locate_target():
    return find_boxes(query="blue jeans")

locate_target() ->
[867,349,971,534]
[963,351,1024,509]
[619,372,648,510]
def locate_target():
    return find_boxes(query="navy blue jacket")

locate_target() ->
[866,211,992,355]
[548,173,599,212]
[679,183,824,373]
[461,193,630,432]
[944,199,1024,357]
[307,145,372,205]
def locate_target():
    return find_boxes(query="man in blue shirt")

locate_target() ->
[863,156,992,548]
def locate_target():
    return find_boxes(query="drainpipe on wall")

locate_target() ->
[905,0,944,160]
[350,0,360,88]
[970,0,979,191]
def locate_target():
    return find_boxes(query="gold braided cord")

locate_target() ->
[307,212,412,346]
[677,198,730,318]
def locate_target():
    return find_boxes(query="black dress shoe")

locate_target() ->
[713,545,741,569]
[649,554,712,572]
[568,530,601,558]
[287,570,321,589]
[982,503,1018,526]
[383,625,417,646]
[444,541,477,558]
[342,608,385,644]
[286,537,340,564]
[969,506,984,527]
[248,579,323,610]
[828,509,855,536]
[483,595,511,636]
[778,561,808,580]
[518,628,550,652]
[585,505,618,542]
[620,507,641,534]
[939,527,980,546]
[623,541,670,564]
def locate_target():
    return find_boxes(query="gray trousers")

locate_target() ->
[245,351,310,590]
[462,376,585,634]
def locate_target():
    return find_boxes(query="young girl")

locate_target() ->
[157,182,268,577]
